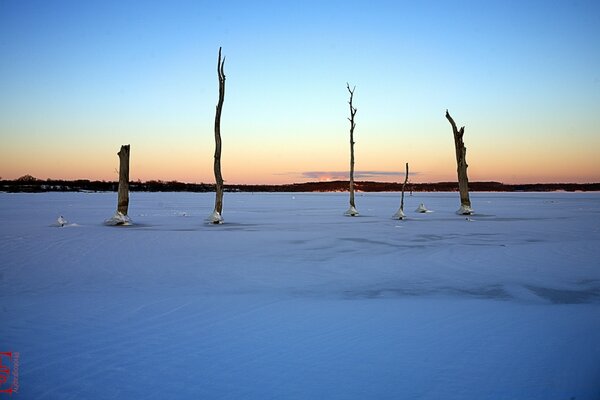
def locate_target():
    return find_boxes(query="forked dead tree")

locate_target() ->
[446,110,474,215]
[105,144,132,225]
[208,47,226,224]
[393,162,409,220]
[345,83,359,216]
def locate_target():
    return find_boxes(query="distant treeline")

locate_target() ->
[2,175,599,193]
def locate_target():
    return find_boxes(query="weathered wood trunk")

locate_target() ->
[400,162,409,211]
[117,144,130,215]
[393,162,409,219]
[445,110,473,214]
[211,47,226,223]
[345,83,359,216]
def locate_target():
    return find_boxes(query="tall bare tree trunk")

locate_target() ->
[446,110,473,215]
[117,144,130,215]
[345,83,359,216]
[105,144,132,225]
[393,162,409,219]
[400,162,408,210]
[209,47,226,224]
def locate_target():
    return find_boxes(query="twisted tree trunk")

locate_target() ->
[445,110,473,215]
[345,83,359,216]
[209,47,226,224]
[117,144,130,215]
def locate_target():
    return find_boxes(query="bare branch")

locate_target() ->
[445,109,458,132]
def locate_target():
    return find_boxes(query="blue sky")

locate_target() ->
[1,0,599,183]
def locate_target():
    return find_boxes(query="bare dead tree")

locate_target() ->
[446,110,473,215]
[117,144,130,215]
[209,47,226,224]
[105,144,132,225]
[393,162,409,219]
[345,83,359,216]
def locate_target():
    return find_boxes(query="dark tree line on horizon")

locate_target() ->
[2,176,598,193]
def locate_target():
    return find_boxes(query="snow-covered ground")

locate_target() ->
[1,191,599,399]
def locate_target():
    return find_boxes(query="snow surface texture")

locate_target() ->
[1,192,600,400]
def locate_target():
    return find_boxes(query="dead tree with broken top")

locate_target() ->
[105,144,132,225]
[345,83,359,216]
[446,110,474,215]
[208,47,226,224]
[117,144,130,215]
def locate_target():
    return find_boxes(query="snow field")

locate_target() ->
[1,192,599,399]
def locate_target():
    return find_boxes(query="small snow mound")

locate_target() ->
[392,209,406,220]
[344,206,359,217]
[207,210,224,224]
[57,216,68,227]
[415,203,430,213]
[456,204,474,215]
[105,211,132,226]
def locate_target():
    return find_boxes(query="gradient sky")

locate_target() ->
[1,0,599,184]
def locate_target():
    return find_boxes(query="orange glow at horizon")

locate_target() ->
[2,152,598,185]
[1,124,599,184]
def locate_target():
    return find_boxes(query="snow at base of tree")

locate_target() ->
[415,203,430,213]
[104,210,132,226]
[344,206,359,216]
[207,210,224,224]
[456,204,474,215]
[392,208,406,219]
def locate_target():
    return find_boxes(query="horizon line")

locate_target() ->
[3,176,600,187]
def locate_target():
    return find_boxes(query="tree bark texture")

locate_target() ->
[393,162,409,219]
[346,83,358,215]
[117,144,130,215]
[213,47,226,218]
[400,162,409,212]
[445,110,473,213]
